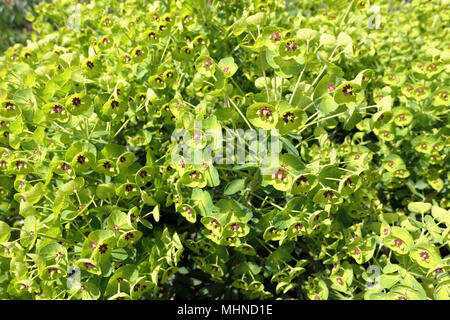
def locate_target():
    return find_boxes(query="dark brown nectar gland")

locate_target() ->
[210,219,220,228]
[15,160,25,168]
[274,169,287,180]
[282,111,296,123]
[203,59,212,68]
[270,32,281,42]
[285,41,298,51]
[342,84,354,96]
[230,223,239,231]
[72,97,81,106]
[53,105,63,114]
[323,190,334,198]
[420,251,429,260]
[344,178,353,187]
[124,232,134,240]
[296,175,308,185]
[111,100,119,109]
[98,244,108,254]
[83,263,95,269]
[258,106,272,118]
[190,171,200,180]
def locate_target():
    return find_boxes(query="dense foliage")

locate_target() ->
[0,0,449,300]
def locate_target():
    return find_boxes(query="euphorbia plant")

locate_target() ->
[0,0,448,301]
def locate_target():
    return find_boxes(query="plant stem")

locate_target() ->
[259,50,270,101]
[252,193,284,210]
[227,97,253,130]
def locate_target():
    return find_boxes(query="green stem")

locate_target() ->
[310,40,340,92]
[256,237,273,253]
[289,67,306,105]
[297,111,341,135]
[113,119,130,138]
[227,97,253,130]
[252,193,284,210]
[259,50,270,101]
[339,0,355,25]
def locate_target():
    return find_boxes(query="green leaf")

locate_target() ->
[280,137,299,156]
[0,221,11,242]
[316,94,339,113]
[218,57,238,78]
[336,32,352,47]
[408,202,432,214]
[152,205,160,223]
[246,12,265,28]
